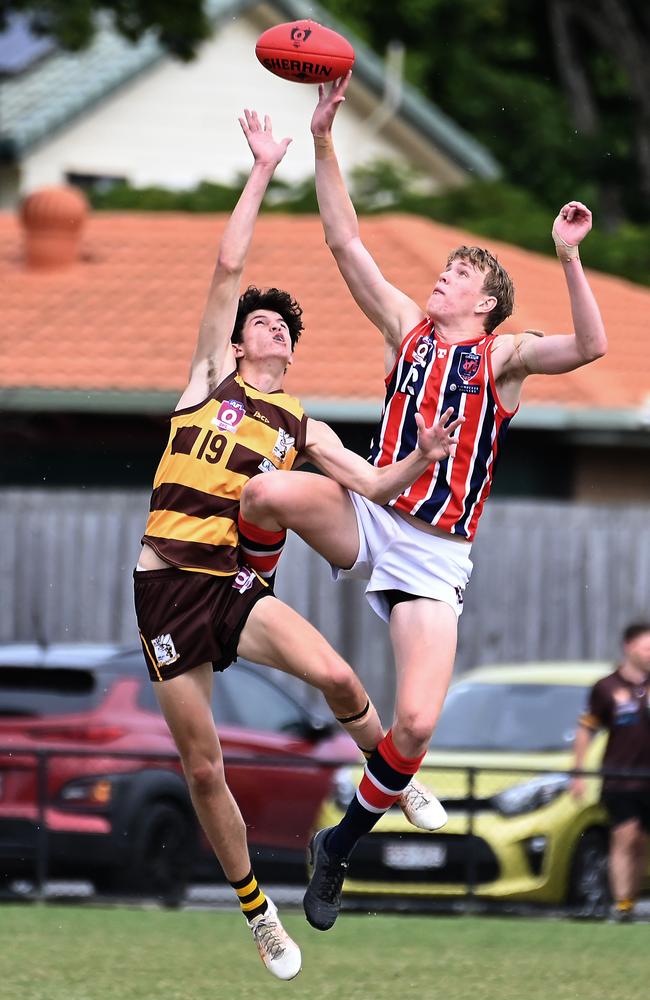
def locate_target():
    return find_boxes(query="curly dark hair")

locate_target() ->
[232,286,304,349]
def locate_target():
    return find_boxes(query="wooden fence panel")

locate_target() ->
[0,489,648,721]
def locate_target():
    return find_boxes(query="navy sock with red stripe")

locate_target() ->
[237,512,286,585]
[326,729,424,859]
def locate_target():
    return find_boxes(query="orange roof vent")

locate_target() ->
[20,185,89,269]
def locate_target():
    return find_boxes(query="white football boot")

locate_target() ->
[400,777,448,831]
[249,897,302,980]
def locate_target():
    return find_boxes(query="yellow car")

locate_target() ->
[316,662,649,909]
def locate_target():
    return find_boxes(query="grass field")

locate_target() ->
[1,903,647,1000]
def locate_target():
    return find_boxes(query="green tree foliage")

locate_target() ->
[320,0,650,227]
[88,165,650,286]
[0,0,210,59]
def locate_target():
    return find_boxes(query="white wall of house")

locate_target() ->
[22,18,416,194]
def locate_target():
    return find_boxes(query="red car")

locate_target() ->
[0,643,357,903]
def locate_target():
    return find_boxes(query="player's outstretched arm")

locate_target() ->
[311,73,422,353]
[505,202,607,379]
[302,409,464,505]
[176,112,292,409]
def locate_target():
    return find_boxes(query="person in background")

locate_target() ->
[572,622,650,921]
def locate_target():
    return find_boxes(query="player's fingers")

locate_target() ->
[264,114,271,132]
[447,416,465,434]
[414,412,425,433]
[439,407,456,427]
[281,137,293,150]
[238,117,249,134]
[318,83,325,100]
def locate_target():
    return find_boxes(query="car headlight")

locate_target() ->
[492,773,569,817]
[332,767,357,810]
[59,777,114,808]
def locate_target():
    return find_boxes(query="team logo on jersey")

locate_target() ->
[413,339,433,367]
[232,567,257,594]
[258,457,276,473]
[272,428,295,462]
[437,347,448,359]
[151,633,179,666]
[458,351,481,383]
[212,399,245,433]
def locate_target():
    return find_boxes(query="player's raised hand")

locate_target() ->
[311,71,352,138]
[415,408,464,463]
[239,110,292,167]
[552,201,592,260]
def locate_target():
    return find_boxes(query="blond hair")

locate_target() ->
[447,247,514,334]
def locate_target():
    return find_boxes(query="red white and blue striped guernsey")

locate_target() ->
[368,317,518,541]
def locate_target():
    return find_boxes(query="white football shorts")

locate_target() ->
[331,491,473,622]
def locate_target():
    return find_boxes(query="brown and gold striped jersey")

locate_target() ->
[142,370,307,575]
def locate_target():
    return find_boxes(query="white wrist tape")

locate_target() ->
[552,225,579,261]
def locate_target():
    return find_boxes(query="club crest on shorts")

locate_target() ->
[272,428,295,462]
[212,399,245,433]
[151,633,179,666]
[232,567,256,593]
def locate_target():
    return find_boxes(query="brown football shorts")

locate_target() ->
[133,565,270,682]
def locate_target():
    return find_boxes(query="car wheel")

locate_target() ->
[567,829,610,915]
[95,801,194,907]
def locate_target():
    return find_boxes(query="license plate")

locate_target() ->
[383,841,447,870]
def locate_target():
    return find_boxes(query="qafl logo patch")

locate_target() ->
[290,26,312,45]
[232,567,256,594]
[212,399,245,433]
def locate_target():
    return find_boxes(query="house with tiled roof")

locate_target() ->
[2,188,649,501]
[0,0,498,208]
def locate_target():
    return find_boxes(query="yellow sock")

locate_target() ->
[230,869,267,921]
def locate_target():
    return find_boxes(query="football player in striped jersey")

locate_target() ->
[239,75,608,931]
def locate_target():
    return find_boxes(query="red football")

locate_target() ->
[255,20,354,84]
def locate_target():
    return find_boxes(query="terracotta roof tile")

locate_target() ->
[2,209,648,418]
